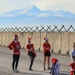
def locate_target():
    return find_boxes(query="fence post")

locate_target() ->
[46,30,47,37]
[39,30,41,51]
[53,32,54,52]
[67,32,70,55]
[59,32,62,54]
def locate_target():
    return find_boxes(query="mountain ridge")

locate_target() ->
[0,5,75,26]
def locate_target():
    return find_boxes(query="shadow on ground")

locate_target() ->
[19,72,42,75]
[59,73,69,75]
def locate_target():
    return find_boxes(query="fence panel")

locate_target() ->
[0,25,75,55]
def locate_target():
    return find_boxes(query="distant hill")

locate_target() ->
[0,5,75,27]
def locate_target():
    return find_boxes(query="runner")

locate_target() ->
[8,34,21,73]
[43,38,51,70]
[26,37,36,71]
[69,62,75,75]
[71,42,75,62]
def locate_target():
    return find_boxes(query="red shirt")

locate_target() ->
[8,40,21,55]
[26,43,34,51]
[69,63,75,70]
[69,63,75,75]
[26,43,37,57]
[43,43,51,53]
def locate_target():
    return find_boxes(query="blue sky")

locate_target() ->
[0,0,75,28]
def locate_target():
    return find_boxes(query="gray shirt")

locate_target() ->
[71,49,75,56]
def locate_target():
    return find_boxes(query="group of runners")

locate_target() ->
[8,34,51,73]
[8,34,75,75]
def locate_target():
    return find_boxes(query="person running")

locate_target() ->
[71,42,75,62]
[43,38,51,70]
[8,34,21,73]
[69,62,75,75]
[26,37,36,71]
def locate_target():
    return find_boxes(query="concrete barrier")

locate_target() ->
[69,32,75,54]
[0,32,75,55]
[47,32,54,52]
[53,32,61,53]
[33,32,40,51]
[61,32,69,54]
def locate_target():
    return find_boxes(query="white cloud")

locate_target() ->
[38,13,49,17]
[53,12,64,17]
[35,0,75,14]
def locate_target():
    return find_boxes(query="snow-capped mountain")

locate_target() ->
[0,5,75,27]
[1,5,75,18]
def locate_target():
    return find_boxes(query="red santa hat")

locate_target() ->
[15,34,18,38]
[51,58,58,64]
[44,38,48,41]
[28,37,32,41]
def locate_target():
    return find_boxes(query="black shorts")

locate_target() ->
[28,51,34,57]
[44,52,51,57]
[72,56,75,58]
